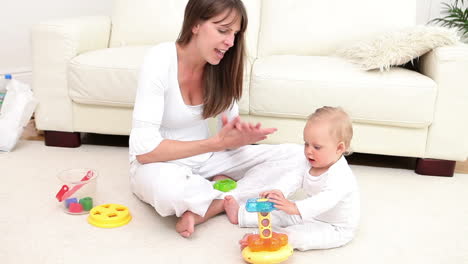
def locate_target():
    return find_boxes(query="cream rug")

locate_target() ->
[1,140,467,264]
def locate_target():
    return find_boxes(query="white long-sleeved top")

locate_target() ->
[295,156,360,229]
[129,42,238,166]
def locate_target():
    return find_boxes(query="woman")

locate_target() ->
[129,0,303,238]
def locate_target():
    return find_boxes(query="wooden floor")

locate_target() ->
[21,119,468,174]
[456,160,468,174]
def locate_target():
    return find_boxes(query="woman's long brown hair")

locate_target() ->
[177,0,248,119]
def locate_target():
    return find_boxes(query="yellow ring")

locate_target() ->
[242,244,293,264]
[88,204,132,228]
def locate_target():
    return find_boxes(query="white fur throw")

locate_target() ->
[336,26,459,71]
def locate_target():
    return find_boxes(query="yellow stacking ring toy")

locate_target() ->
[241,198,294,264]
[242,244,293,264]
[88,204,132,228]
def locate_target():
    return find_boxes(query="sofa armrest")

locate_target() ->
[419,43,468,160]
[32,16,111,132]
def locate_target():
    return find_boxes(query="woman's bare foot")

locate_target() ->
[175,200,225,238]
[176,211,196,238]
[212,174,232,182]
[224,195,239,224]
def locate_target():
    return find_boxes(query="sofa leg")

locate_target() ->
[44,131,81,148]
[415,158,456,177]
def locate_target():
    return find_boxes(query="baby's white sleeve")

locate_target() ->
[295,190,343,222]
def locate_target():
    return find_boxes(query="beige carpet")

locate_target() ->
[1,140,467,264]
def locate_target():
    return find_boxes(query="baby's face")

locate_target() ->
[303,120,343,170]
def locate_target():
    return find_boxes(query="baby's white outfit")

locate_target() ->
[238,156,360,251]
[129,42,304,218]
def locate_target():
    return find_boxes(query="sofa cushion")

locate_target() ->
[110,1,187,47]
[258,0,417,57]
[69,46,251,113]
[250,56,437,128]
[110,0,261,59]
[69,46,151,107]
[336,26,459,71]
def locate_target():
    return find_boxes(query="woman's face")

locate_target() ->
[192,9,241,65]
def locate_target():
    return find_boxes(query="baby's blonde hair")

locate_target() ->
[307,106,353,154]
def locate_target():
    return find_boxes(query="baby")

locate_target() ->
[224,106,360,251]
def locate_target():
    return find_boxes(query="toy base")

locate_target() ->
[242,244,293,264]
[88,204,132,228]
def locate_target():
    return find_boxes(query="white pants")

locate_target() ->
[130,144,304,217]
[238,209,355,251]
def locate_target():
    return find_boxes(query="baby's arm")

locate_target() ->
[294,189,346,221]
[261,190,300,215]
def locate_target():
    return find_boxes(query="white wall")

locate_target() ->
[0,0,450,85]
[0,0,113,84]
[417,0,443,24]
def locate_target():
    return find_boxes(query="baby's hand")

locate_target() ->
[260,189,300,215]
[239,233,251,250]
[260,189,284,199]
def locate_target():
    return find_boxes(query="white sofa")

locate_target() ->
[32,0,468,176]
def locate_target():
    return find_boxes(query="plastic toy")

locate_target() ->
[213,178,237,192]
[69,203,83,213]
[65,197,78,208]
[79,197,93,211]
[241,198,293,264]
[88,204,132,228]
[56,170,94,202]
[245,198,276,213]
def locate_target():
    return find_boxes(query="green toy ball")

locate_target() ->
[213,179,237,192]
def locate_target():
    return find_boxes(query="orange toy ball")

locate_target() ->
[247,232,289,252]
[247,234,264,251]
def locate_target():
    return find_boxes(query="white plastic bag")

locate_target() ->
[0,79,38,151]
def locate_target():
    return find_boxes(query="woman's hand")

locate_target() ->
[260,189,300,215]
[216,115,277,150]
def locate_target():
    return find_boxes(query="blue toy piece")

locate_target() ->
[245,198,277,213]
[65,197,78,208]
